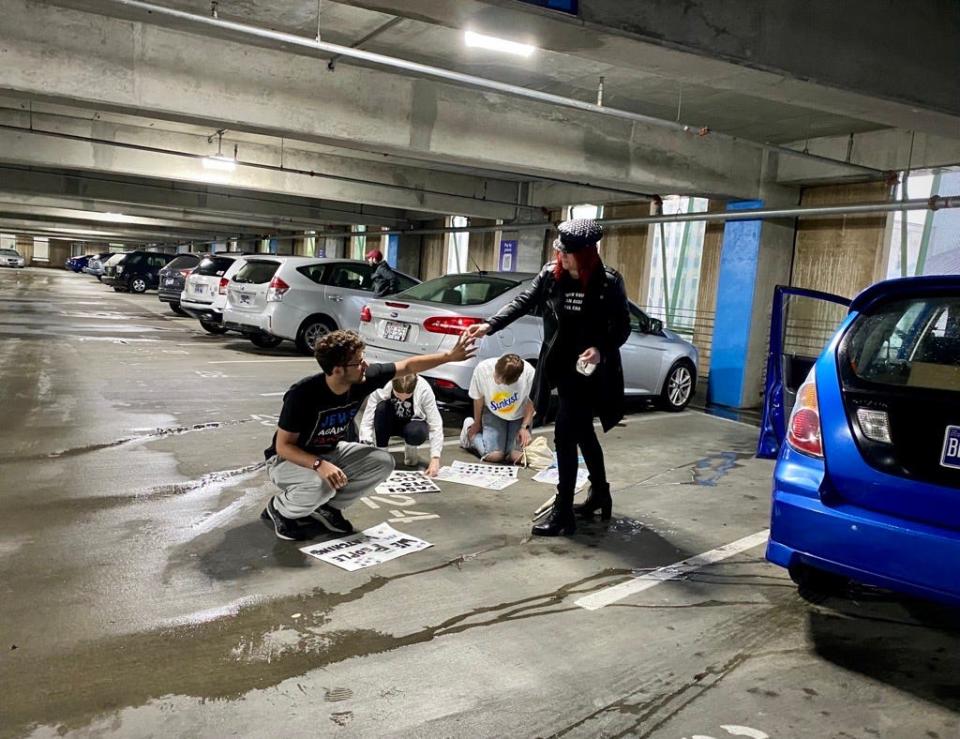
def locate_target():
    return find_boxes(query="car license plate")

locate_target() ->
[193,283,205,294]
[165,278,176,286]
[941,425,960,469]
[383,321,409,341]
[239,293,252,305]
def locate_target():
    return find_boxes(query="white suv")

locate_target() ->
[180,253,247,334]
[222,256,418,352]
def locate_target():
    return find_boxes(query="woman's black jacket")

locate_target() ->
[486,263,631,432]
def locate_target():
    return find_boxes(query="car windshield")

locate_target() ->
[0,249,20,256]
[195,255,236,276]
[232,260,281,284]
[399,274,521,306]
[845,295,960,391]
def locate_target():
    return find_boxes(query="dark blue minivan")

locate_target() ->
[759,277,960,606]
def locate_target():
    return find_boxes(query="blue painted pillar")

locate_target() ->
[385,234,399,268]
[707,200,764,408]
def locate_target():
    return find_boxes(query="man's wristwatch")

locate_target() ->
[312,458,323,471]
[522,424,531,431]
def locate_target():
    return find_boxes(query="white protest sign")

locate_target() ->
[300,523,432,571]
[375,471,441,495]
[532,466,589,490]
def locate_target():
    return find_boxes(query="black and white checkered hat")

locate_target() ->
[553,218,603,253]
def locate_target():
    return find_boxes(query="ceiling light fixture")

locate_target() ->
[203,128,236,171]
[464,30,535,57]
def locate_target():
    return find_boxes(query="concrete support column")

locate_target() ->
[707,189,798,409]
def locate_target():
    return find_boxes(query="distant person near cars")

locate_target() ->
[366,249,400,297]
[358,374,444,476]
[262,329,475,541]
[466,218,631,537]
[460,354,536,465]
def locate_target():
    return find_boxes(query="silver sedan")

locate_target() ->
[359,272,698,411]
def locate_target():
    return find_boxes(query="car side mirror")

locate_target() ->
[647,318,663,335]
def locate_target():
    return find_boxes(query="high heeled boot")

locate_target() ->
[573,482,612,520]
[532,492,576,536]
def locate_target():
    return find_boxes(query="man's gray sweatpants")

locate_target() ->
[267,442,394,519]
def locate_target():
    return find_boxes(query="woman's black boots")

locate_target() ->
[573,482,612,521]
[532,493,576,536]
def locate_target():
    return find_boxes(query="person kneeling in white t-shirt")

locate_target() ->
[359,373,445,476]
[461,353,535,464]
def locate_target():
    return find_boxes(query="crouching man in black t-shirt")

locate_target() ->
[262,328,476,541]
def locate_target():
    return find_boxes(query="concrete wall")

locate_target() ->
[792,181,893,297]
[691,200,726,379]
[419,221,447,281]
[599,202,650,304]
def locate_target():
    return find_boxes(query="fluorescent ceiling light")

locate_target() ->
[202,155,236,171]
[464,30,535,57]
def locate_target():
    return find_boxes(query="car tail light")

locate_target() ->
[433,379,458,389]
[423,316,483,334]
[218,277,229,295]
[786,368,822,458]
[385,301,409,309]
[360,305,372,323]
[266,276,290,302]
[856,408,892,444]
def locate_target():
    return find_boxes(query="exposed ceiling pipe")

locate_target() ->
[101,0,884,177]
[179,195,960,249]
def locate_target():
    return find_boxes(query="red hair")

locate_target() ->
[553,244,601,288]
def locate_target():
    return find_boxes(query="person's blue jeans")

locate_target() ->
[470,408,522,459]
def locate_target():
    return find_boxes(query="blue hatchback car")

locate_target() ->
[758,277,960,606]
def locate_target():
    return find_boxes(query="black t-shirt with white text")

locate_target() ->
[265,363,397,459]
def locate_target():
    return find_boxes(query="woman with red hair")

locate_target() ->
[467,218,631,536]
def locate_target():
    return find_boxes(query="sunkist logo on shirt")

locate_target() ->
[489,390,519,414]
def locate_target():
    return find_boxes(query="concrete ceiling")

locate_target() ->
[0,0,956,246]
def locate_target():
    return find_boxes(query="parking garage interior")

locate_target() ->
[2,1,960,737]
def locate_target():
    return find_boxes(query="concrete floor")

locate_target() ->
[1,267,959,739]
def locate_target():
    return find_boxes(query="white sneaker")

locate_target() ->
[403,443,419,466]
[460,417,474,449]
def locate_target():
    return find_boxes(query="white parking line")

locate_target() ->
[574,529,770,610]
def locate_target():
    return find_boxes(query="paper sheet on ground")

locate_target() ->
[300,523,432,571]
[532,466,590,490]
[451,460,519,478]
[374,470,440,495]
[435,463,518,490]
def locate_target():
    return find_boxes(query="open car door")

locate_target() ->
[757,285,851,458]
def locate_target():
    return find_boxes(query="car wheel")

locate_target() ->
[170,302,187,316]
[129,277,148,294]
[250,334,283,349]
[789,563,849,604]
[296,317,336,354]
[659,360,695,412]
[200,320,228,335]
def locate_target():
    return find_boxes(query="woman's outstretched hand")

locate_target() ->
[465,322,491,339]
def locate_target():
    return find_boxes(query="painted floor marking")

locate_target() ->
[575,529,770,611]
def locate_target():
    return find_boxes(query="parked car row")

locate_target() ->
[66,251,700,411]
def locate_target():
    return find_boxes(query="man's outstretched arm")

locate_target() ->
[394,332,476,377]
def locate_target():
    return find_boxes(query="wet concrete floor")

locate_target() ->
[1,268,958,738]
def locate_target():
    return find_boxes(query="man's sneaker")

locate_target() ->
[310,503,355,534]
[403,443,419,466]
[260,497,316,541]
[460,417,474,449]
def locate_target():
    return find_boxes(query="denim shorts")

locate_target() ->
[472,408,523,458]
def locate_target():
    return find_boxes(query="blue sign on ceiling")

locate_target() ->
[518,0,578,15]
